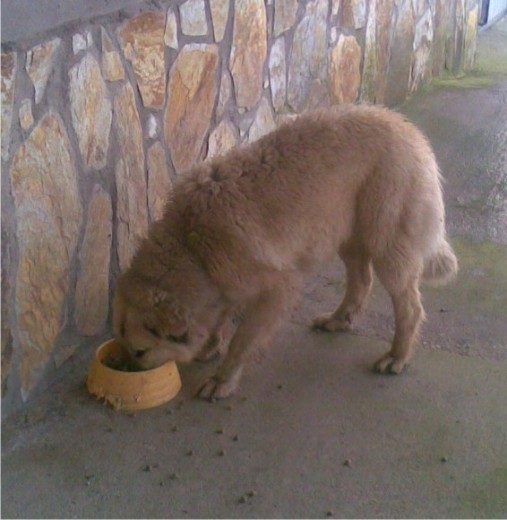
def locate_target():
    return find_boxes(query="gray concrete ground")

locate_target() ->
[2,18,507,520]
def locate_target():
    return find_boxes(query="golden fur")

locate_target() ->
[113,104,458,400]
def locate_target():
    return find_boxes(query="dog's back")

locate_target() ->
[170,105,452,286]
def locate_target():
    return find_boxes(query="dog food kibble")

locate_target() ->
[343,459,352,467]
[218,449,226,457]
[238,491,256,504]
[104,353,144,372]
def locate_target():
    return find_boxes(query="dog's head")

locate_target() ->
[113,249,222,370]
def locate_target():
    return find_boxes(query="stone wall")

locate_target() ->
[1,0,479,414]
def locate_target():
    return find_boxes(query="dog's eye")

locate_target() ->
[135,350,146,359]
[145,326,161,338]
[166,332,188,344]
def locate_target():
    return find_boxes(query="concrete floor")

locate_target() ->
[2,18,507,520]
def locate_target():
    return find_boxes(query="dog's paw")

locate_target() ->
[197,376,239,401]
[312,313,352,332]
[373,353,408,375]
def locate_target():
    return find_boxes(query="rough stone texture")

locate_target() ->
[413,0,427,17]
[385,3,415,106]
[453,0,466,74]
[74,185,112,336]
[287,0,329,112]
[269,37,287,112]
[164,44,219,173]
[210,0,229,42]
[118,12,166,109]
[147,142,172,222]
[410,8,434,92]
[72,32,92,54]
[248,97,276,143]
[1,52,16,160]
[26,38,61,104]
[73,33,87,54]
[464,5,479,70]
[328,34,362,104]
[360,0,392,103]
[180,0,208,36]
[1,240,13,396]
[69,54,112,170]
[341,0,367,29]
[330,26,338,44]
[114,83,148,272]
[19,99,34,131]
[9,112,83,397]
[164,9,179,49]
[207,119,238,158]
[273,0,298,37]
[216,69,232,120]
[230,0,267,110]
[431,0,452,75]
[146,114,158,139]
[101,28,125,81]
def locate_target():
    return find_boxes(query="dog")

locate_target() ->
[113,104,458,400]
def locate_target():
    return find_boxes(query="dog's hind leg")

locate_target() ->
[372,253,425,374]
[313,241,373,332]
[198,274,301,401]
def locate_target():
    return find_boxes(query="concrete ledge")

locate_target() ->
[1,0,150,43]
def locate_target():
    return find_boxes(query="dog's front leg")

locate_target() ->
[196,305,238,362]
[198,276,301,401]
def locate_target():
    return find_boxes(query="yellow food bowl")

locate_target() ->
[87,339,181,412]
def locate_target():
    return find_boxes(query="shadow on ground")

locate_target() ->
[2,17,507,520]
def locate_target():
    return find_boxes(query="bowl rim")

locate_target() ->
[94,339,179,379]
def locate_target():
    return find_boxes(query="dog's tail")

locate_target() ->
[422,238,458,286]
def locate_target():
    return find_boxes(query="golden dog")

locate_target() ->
[113,105,458,400]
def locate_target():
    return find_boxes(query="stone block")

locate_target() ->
[230,0,267,110]
[9,113,83,397]
[69,54,112,170]
[165,44,219,173]
[74,185,112,336]
[118,12,166,109]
